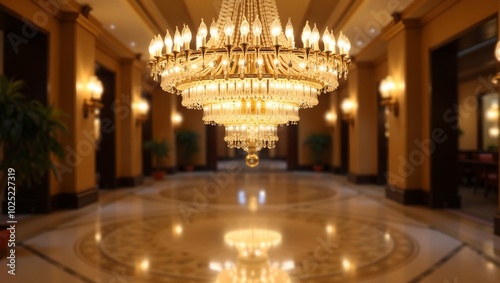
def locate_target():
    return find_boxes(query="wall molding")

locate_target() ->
[56,188,98,209]
[347,173,378,184]
[385,186,425,205]
[117,175,144,187]
[494,213,500,237]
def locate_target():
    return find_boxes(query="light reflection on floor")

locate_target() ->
[1,168,500,282]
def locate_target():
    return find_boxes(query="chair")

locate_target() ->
[474,153,498,198]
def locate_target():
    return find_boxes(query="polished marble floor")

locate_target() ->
[1,162,500,282]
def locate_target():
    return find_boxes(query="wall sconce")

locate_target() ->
[493,41,500,85]
[134,97,150,126]
[341,98,355,125]
[172,112,183,127]
[489,126,499,138]
[325,111,337,128]
[486,103,499,121]
[379,76,398,116]
[83,76,104,118]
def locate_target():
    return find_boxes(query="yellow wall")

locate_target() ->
[331,86,347,168]
[348,63,378,176]
[151,88,177,168]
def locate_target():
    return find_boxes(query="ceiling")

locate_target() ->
[75,0,417,61]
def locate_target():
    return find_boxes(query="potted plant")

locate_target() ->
[144,138,171,180]
[0,75,66,256]
[176,130,199,171]
[304,133,332,172]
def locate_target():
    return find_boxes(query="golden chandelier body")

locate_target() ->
[148,0,351,167]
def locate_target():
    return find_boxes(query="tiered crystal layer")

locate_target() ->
[148,0,350,165]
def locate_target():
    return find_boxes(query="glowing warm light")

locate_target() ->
[210,262,223,272]
[379,76,395,99]
[486,103,499,120]
[342,258,351,271]
[172,112,183,126]
[326,224,336,235]
[325,111,337,126]
[173,224,183,236]
[94,232,101,242]
[135,98,149,117]
[248,196,258,212]
[147,0,351,167]
[216,229,289,283]
[281,260,295,271]
[495,40,500,62]
[140,258,149,271]
[384,232,391,241]
[87,76,103,100]
[488,127,499,138]
[341,98,355,116]
[93,117,101,140]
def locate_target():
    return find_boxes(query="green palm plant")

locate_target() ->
[143,138,171,171]
[176,130,199,165]
[304,133,332,165]
[0,75,66,195]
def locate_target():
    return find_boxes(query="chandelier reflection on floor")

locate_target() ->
[214,229,291,283]
[148,0,351,167]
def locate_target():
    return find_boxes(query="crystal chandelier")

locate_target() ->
[148,0,351,167]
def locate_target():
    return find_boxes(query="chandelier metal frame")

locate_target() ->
[148,0,351,166]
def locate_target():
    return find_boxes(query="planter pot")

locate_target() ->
[312,165,324,172]
[153,171,165,180]
[0,226,9,258]
[184,165,195,172]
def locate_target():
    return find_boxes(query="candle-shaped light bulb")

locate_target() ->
[196,33,202,49]
[164,29,173,54]
[240,16,250,42]
[224,17,235,44]
[271,18,282,45]
[173,26,182,52]
[337,31,346,54]
[271,18,282,38]
[253,15,262,45]
[154,34,163,57]
[322,27,331,52]
[285,17,294,47]
[182,24,192,49]
[345,36,351,55]
[301,21,311,48]
[210,18,219,41]
[311,24,320,50]
[330,34,336,53]
[148,38,155,59]
[199,18,208,39]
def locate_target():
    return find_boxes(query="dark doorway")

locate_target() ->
[1,7,50,213]
[430,40,461,208]
[206,125,218,170]
[95,64,117,189]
